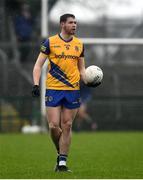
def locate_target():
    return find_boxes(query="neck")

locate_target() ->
[60,32,73,41]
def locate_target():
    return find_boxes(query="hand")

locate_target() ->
[32,85,40,97]
[86,81,101,88]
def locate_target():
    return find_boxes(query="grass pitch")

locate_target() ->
[0,132,143,179]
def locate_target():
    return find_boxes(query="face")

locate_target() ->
[61,17,77,35]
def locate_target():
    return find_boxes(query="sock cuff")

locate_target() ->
[59,154,67,162]
[59,154,67,157]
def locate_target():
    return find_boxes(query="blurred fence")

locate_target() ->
[0,96,40,132]
[84,43,143,130]
[1,42,143,132]
[0,50,41,133]
[89,95,143,130]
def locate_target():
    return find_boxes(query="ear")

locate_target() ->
[60,22,65,27]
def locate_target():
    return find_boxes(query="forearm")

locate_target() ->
[33,65,42,85]
[32,52,47,85]
[78,57,87,83]
[80,69,87,84]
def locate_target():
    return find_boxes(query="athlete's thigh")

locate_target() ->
[64,90,81,109]
[61,107,79,125]
[45,89,64,107]
[46,106,61,126]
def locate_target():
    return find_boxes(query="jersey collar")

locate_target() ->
[58,34,73,43]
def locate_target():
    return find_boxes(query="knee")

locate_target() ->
[49,122,59,130]
[62,120,72,132]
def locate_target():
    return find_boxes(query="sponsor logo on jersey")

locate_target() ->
[55,53,79,60]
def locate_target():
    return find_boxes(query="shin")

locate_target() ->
[47,107,62,153]
[59,108,78,155]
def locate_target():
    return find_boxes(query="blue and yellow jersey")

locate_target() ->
[40,34,84,90]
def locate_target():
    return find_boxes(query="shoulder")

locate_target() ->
[49,34,59,43]
[72,37,85,57]
[73,36,83,45]
[41,34,58,46]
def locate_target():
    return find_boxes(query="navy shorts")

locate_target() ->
[45,89,81,109]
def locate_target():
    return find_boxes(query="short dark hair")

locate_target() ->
[60,14,75,23]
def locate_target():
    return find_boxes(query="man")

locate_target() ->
[32,14,99,172]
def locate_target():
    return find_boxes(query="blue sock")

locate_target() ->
[59,154,67,166]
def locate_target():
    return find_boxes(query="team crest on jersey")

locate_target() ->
[64,44,70,50]
[75,46,79,52]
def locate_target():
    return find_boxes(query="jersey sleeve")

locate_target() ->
[40,39,50,55]
[80,44,84,57]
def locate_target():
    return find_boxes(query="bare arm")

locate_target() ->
[78,57,87,84]
[33,52,47,85]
